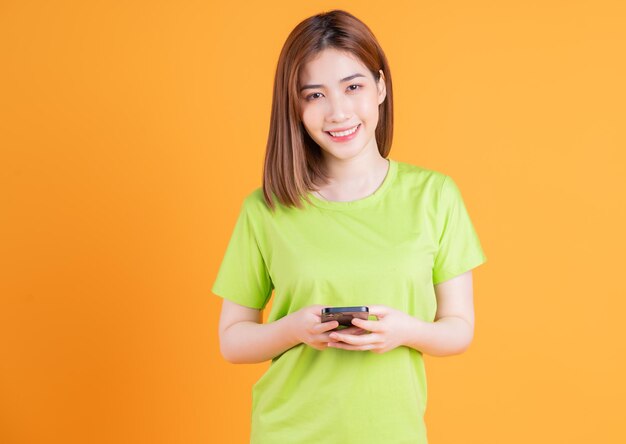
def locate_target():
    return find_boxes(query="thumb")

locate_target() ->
[366,305,389,319]
[310,304,329,315]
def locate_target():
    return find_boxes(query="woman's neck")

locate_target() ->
[315,153,390,202]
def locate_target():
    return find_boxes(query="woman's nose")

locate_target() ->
[325,93,352,121]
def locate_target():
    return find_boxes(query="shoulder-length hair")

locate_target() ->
[262,9,394,211]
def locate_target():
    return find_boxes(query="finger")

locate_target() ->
[328,341,377,351]
[337,326,366,335]
[366,305,389,318]
[329,331,382,346]
[318,321,339,332]
[326,327,365,342]
[351,317,383,332]
[311,305,329,319]
[320,327,360,342]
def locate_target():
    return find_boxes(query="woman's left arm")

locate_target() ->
[328,271,475,357]
[404,270,475,356]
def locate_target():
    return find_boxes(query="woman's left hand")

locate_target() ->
[327,305,414,353]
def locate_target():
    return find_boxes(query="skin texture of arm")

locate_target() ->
[218,301,350,364]
[402,270,475,356]
[217,300,299,364]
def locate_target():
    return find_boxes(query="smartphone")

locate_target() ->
[321,306,369,329]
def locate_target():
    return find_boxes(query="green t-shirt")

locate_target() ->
[212,158,487,444]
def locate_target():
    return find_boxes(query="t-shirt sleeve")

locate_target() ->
[211,197,273,309]
[432,175,487,285]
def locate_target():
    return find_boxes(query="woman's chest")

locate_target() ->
[263,208,438,296]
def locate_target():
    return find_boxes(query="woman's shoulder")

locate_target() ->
[241,187,268,211]
[240,186,288,217]
[393,159,449,190]
[394,161,475,210]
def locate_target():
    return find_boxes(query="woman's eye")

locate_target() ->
[305,85,362,101]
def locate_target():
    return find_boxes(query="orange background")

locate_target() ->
[1,1,625,443]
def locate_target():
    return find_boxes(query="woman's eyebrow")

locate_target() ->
[299,73,367,92]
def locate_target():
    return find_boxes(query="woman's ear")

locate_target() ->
[377,69,387,105]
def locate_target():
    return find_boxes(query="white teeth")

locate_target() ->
[329,125,358,137]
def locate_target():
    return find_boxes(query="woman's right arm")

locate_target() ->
[217,300,342,364]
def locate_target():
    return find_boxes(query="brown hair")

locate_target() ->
[262,9,394,211]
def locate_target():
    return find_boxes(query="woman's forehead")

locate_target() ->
[299,49,369,82]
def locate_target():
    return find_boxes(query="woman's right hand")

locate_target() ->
[287,305,366,351]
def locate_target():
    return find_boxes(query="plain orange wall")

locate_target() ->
[1,1,625,443]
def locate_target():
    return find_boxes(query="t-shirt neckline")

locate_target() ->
[305,158,398,210]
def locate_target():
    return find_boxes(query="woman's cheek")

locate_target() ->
[355,94,378,117]
[300,108,318,130]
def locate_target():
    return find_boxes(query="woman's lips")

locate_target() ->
[326,124,361,142]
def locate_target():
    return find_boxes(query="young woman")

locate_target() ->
[212,9,486,444]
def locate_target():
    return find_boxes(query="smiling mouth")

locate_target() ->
[325,124,360,137]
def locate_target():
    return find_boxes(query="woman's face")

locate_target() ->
[298,48,386,163]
